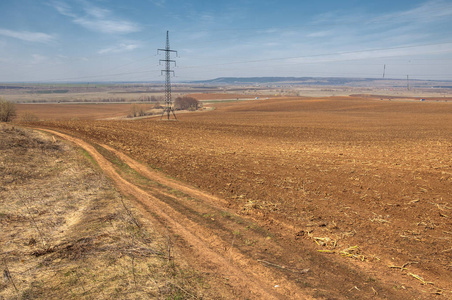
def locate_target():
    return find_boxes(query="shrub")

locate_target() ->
[0,98,16,122]
[20,112,40,123]
[128,104,147,118]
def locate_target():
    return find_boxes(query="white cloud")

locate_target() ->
[84,5,110,19]
[31,54,48,64]
[310,10,368,26]
[149,0,166,7]
[51,1,141,34]
[200,13,215,23]
[51,1,76,18]
[307,30,332,38]
[309,0,452,34]
[302,0,452,60]
[264,42,280,47]
[382,0,452,23]
[98,43,140,54]
[0,28,55,43]
[286,42,452,66]
[184,31,210,41]
[74,17,140,34]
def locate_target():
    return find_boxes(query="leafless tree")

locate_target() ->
[174,96,200,111]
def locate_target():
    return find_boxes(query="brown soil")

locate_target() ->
[22,96,452,298]
[187,93,270,101]
[16,103,155,121]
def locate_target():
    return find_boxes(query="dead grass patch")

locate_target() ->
[0,124,206,299]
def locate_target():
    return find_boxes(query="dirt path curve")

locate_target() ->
[101,143,230,207]
[34,128,422,299]
[38,128,311,299]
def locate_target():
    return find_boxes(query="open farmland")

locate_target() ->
[19,96,452,298]
[15,103,148,120]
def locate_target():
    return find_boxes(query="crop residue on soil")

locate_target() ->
[15,96,452,298]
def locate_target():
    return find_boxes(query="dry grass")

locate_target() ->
[0,124,206,299]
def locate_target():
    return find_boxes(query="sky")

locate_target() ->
[0,0,452,82]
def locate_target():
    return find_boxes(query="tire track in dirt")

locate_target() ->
[38,129,310,299]
[35,128,423,299]
[101,144,431,300]
[101,143,230,207]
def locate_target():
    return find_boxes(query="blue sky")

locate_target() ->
[0,0,451,82]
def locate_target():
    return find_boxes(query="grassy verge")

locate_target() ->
[92,144,162,189]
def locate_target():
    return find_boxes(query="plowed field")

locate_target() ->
[16,103,155,120]
[31,96,452,298]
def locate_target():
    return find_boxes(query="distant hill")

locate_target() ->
[192,77,366,85]
[190,77,452,88]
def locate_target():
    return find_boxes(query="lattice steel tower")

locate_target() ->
[158,31,178,120]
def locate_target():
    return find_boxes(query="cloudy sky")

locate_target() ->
[0,0,451,82]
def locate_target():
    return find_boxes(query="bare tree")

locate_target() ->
[128,104,147,118]
[174,96,200,111]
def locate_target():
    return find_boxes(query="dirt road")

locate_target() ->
[34,127,430,299]
[39,129,306,299]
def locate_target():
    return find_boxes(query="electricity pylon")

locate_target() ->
[158,31,178,120]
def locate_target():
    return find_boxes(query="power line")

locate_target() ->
[12,39,452,82]
[45,70,158,82]
[179,41,452,69]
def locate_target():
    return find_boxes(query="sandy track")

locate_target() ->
[38,128,310,299]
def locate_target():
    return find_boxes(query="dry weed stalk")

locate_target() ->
[340,246,366,261]
[369,212,390,224]
[119,195,141,228]
[408,272,434,285]
[313,236,338,248]
[371,286,378,295]
[15,192,47,249]
[389,261,418,271]
[2,258,18,292]
[130,233,137,288]
[74,269,87,296]
[169,282,199,299]
[166,227,172,262]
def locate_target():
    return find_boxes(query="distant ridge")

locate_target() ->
[191,77,361,85]
[190,77,452,87]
